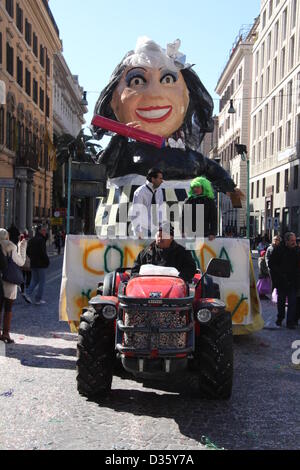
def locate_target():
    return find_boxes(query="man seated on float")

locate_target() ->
[131,223,196,283]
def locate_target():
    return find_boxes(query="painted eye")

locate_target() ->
[161,74,177,84]
[128,76,146,87]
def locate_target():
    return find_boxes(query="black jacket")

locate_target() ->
[99,137,236,194]
[131,240,197,282]
[182,195,217,237]
[268,243,299,290]
[0,247,8,299]
[27,233,50,269]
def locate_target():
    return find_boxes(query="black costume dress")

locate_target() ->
[95,136,236,237]
[182,195,218,238]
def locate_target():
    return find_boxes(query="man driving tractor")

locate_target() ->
[131,223,197,282]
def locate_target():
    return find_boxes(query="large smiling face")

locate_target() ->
[111,66,190,138]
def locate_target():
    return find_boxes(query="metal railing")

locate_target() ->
[15,144,39,171]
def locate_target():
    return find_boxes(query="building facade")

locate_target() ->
[215,20,259,236]
[53,52,86,139]
[52,51,88,234]
[0,0,61,232]
[250,0,300,237]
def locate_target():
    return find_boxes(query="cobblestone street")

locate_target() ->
[0,251,300,450]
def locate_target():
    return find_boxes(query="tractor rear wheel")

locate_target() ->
[76,307,115,398]
[194,311,233,399]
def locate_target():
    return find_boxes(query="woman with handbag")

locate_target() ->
[0,247,7,309]
[0,228,27,343]
[256,250,272,300]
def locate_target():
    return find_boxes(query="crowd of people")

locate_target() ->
[0,223,65,344]
[256,233,300,329]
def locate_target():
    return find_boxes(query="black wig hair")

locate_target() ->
[93,52,214,149]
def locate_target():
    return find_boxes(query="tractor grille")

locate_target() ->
[116,299,194,356]
[123,310,188,350]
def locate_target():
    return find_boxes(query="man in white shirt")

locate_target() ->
[130,168,164,238]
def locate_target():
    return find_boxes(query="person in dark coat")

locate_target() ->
[182,176,217,239]
[0,247,8,320]
[268,232,299,329]
[131,224,196,282]
[23,225,49,305]
[54,231,63,255]
[296,237,300,325]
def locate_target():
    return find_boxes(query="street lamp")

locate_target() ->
[66,143,76,235]
[235,144,249,239]
[228,99,236,114]
[214,156,222,236]
[81,91,88,106]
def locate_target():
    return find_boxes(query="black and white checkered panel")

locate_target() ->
[95,185,189,239]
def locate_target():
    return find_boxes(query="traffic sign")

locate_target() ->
[273,217,280,230]
[50,217,63,226]
[267,217,273,230]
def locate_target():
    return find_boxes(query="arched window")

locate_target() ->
[17,103,25,157]
[6,92,16,151]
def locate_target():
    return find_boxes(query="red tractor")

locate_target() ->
[76,258,233,400]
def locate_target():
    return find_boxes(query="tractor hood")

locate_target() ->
[126,276,187,299]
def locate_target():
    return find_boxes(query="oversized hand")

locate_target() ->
[226,187,245,208]
[126,121,142,129]
[233,187,246,200]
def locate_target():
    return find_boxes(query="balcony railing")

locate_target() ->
[15,144,39,171]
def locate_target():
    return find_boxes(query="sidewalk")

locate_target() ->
[47,245,64,258]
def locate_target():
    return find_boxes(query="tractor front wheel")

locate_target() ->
[193,311,233,400]
[76,307,115,399]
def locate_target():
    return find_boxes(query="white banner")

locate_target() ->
[59,236,263,335]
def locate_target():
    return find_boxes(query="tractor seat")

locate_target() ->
[139,264,179,277]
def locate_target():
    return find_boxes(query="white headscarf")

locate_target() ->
[122,37,187,72]
[0,229,9,241]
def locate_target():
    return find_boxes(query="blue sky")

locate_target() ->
[49,0,261,128]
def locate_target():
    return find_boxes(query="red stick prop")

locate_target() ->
[91,115,165,149]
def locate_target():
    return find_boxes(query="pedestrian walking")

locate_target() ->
[129,168,165,238]
[265,235,281,270]
[296,237,300,325]
[268,232,299,329]
[182,176,217,240]
[54,231,62,255]
[0,244,8,309]
[0,228,27,343]
[23,225,50,305]
[19,230,31,295]
[256,250,271,299]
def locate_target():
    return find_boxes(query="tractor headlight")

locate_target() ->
[197,309,212,324]
[102,305,117,320]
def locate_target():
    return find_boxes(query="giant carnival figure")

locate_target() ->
[91,37,244,237]
[60,37,263,339]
